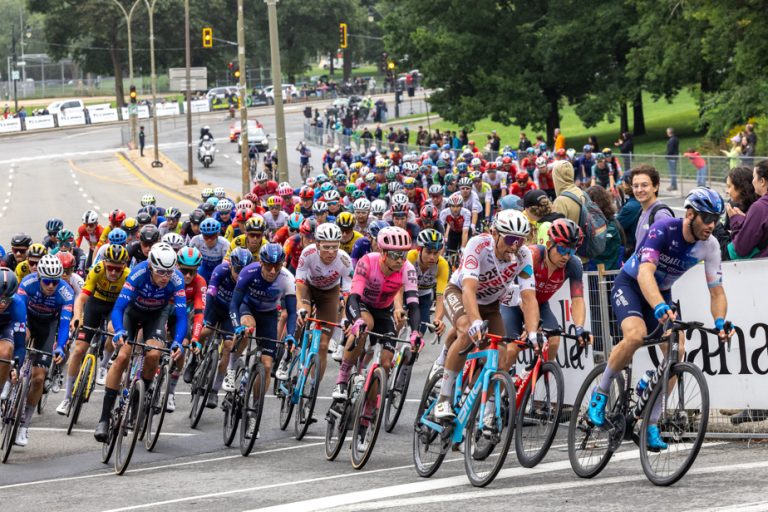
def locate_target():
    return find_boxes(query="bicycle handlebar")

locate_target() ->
[125,340,172,354]
[203,323,235,337]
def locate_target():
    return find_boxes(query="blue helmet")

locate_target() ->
[200,217,221,236]
[287,212,304,230]
[229,247,253,270]
[684,187,724,215]
[429,143,439,151]
[177,246,202,267]
[498,194,524,212]
[583,144,592,153]
[206,196,219,207]
[259,242,285,265]
[367,219,390,238]
[108,228,128,245]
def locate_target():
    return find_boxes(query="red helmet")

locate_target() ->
[556,148,566,157]
[109,209,126,225]
[235,208,253,223]
[502,156,512,165]
[56,251,75,270]
[548,218,584,248]
[299,218,317,236]
[515,170,529,181]
[420,204,438,221]
[299,187,315,200]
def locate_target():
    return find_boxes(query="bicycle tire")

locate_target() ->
[350,366,387,470]
[190,349,217,429]
[101,409,119,464]
[37,364,56,414]
[384,346,413,433]
[567,362,626,479]
[115,380,145,475]
[515,361,564,468]
[463,371,515,487]
[223,362,245,447]
[68,355,94,435]
[145,362,171,452]
[278,357,298,431]
[639,362,709,486]
[412,368,447,478]
[240,362,265,457]
[2,377,27,463]
[295,353,320,440]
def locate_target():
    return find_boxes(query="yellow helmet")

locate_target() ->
[28,243,48,259]
[335,211,356,230]
[104,244,129,264]
[244,215,266,232]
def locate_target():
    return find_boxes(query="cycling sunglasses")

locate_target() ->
[502,235,525,247]
[104,264,125,273]
[179,266,198,275]
[41,278,60,286]
[11,247,27,255]
[385,250,407,261]
[202,233,219,240]
[153,268,175,277]
[697,212,720,225]
[318,243,340,252]
[459,187,471,192]
[555,245,577,257]
[0,297,13,306]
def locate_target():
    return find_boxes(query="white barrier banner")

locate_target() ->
[89,109,119,124]
[0,118,22,133]
[120,106,150,119]
[190,99,210,113]
[155,103,180,117]
[58,109,86,126]
[24,115,55,130]
[515,282,594,405]
[630,258,768,409]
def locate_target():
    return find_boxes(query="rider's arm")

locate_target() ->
[56,285,75,350]
[637,262,666,311]
[709,285,727,322]
[111,268,139,334]
[171,274,188,344]
[72,292,87,324]
[10,298,27,365]
[344,254,369,322]
[403,262,421,333]
[460,278,482,325]
[284,294,297,338]
[190,277,205,342]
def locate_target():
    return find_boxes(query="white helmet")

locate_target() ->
[162,232,185,251]
[148,242,177,271]
[216,199,234,212]
[315,223,342,242]
[236,199,254,211]
[470,157,481,167]
[82,210,99,224]
[391,192,409,208]
[493,209,530,237]
[323,190,341,202]
[140,193,156,206]
[371,199,387,215]
[254,171,268,183]
[37,254,64,279]
[353,198,371,212]
[388,182,403,194]
[535,156,548,168]
[213,187,226,198]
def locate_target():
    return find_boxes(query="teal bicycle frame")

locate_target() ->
[277,321,321,405]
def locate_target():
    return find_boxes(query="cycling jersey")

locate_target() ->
[252,181,278,201]
[112,261,187,343]
[18,273,74,350]
[340,231,363,255]
[350,237,371,267]
[66,273,84,297]
[224,222,244,241]
[226,235,266,261]
[349,252,418,309]
[622,217,722,291]
[15,260,33,281]
[449,233,534,305]
[528,244,584,304]
[509,180,538,198]
[184,273,206,341]
[473,183,493,206]
[189,234,230,282]
[439,207,471,232]
[158,220,181,236]
[97,225,116,249]
[82,261,130,302]
[231,262,296,313]
[76,224,103,249]
[284,234,304,272]
[126,242,148,268]
[483,171,508,189]
[0,295,27,363]
[406,249,449,297]
[295,244,353,292]
[461,193,482,214]
[265,210,289,232]
[206,262,238,309]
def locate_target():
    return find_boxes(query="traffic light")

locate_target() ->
[379,51,388,72]
[387,60,396,71]
[202,27,213,48]
[129,85,137,104]
[234,67,241,80]
[339,23,348,49]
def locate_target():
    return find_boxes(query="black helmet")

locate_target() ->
[10,233,32,247]
[0,267,19,298]
[139,224,160,244]
[189,209,206,224]
[136,211,152,226]
[201,202,216,215]
[45,218,64,234]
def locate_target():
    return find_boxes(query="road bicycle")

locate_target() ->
[413,323,515,487]
[142,350,172,452]
[65,324,112,435]
[299,162,313,183]
[568,305,721,486]
[189,324,228,429]
[37,352,65,414]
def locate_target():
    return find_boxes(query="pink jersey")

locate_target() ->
[350,252,418,309]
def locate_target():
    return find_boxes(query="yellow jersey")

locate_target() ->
[15,260,32,281]
[340,231,363,255]
[82,261,130,302]
[406,249,449,296]
[226,234,267,261]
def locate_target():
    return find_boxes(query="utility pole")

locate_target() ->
[111,0,142,150]
[265,0,289,184]
[184,0,195,184]
[145,0,163,167]
[237,0,249,196]
[11,25,18,113]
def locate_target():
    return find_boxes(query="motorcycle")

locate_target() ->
[198,137,216,168]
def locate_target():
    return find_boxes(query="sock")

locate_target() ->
[100,387,118,422]
[597,365,620,395]
[65,374,76,400]
[23,404,35,426]
[213,372,224,391]
[169,371,179,394]
[435,345,449,366]
[336,361,352,385]
[101,350,113,369]
[649,394,664,424]
[228,353,237,370]
[439,369,459,400]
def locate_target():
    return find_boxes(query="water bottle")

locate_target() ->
[635,370,654,397]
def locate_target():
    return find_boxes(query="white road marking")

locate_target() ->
[693,501,768,512]
[29,427,196,437]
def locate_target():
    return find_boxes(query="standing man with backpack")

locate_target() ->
[631,164,675,244]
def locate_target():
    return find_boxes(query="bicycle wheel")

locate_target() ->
[190,350,217,429]
[463,371,515,487]
[115,380,146,475]
[325,391,352,461]
[240,363,265,457]
[350,366,386,470]
[567,362,626,479]
[384,346,413,433]
[412,368,447,478]
[295,353,320,440]
[223,362,245,447]
[37,364,56,414]
[145,362,171,451]
[639,362,709,486]
[278,357,299,431]
[2,377,27,463]
[515,361,564,468]
[68,356,95,435]
[101,409,119,464]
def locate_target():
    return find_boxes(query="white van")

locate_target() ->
[47,99,85,115]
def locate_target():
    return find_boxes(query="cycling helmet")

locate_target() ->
[323,189,341,202]
[316,174,329,184]
[299,218,317,236]
[391,193,409,208]
[316,223,342,242]
[266,196,284,208]
[57,230,75,244]
[148,242,177,271]
[201,187,214,200]
[388,182,403,194]
[46,218,64,234]
[140,193,156,206]
[277,183,293,196]
[139,224,160,244]
[143,205,158,218]
[345,183,357,196]
[428,184,443,196]
[104,244,130,264]
[319,182,334,195]
[287,212,304,230]
[417,229,444,250]
[371,199,387,215]
[548,218,584,248]
[56,251,75,270]
[367,220,389,238]
[498,194,524,211]
[254,171,268,182]
[213,187,226,199]
[245,215,266,233]
[201,202,216,215]
[162,232,185,251]
[0,268,19,298]
[594,152,606,161]
[121,217,139,234]
[199,218,221,236]
[136,211,152,226]
[583,144,592,153]
[436,159,448,169]
[312,201,329,214]
[456,162,468,173]
[469,171,482,182]
[365,173,377,184]
[351,190,365,200]
[403,177,417,189]
[206,196,219,208]
[82,210,99,225]
[336,212,356,230]
[235,208,253,223]
[188,209,206,224]
[515,170,529,181]
[216,199,234,213]
[385,169,397,182]
[377,226,412,251]
[493,209,531,236]
[444,173,456,184]
[334,174,348,186]
[684,187,725,215]
[165,207,182,220]
[10,233,32,247]
[447,193,464,207]
[470,157,481,167]
[602,147,613,156]
[37,254,64,279]
[420,204,439,221]
[298,188,314,202]
[28,243,47,259]
[502,156,513,165]
[229,247,253,270]
[458,177,472,187]
[177,246,203,267]
[259,243,285,264]
[237,199,255,211]
[353,198,371,212]
[391,202,410,214]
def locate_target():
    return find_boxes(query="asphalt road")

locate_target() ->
[0,104,765,512]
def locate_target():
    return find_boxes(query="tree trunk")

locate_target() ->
[633,91,646,136]
[343,47,351,82]
[109,43,124,110]
[329,51,335,77]
[619,101,629,135]
[545,91,560,148]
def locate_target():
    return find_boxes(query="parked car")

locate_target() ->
[238,127,269,153]
[230,119,264,143]
[331,95,363,109]
[47,99,85,116]
[206,86,238,102]
[264,84,298,104]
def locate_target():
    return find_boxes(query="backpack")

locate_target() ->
[648,203,675,226]
[561,190,608,258]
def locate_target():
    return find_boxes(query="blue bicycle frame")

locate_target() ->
[277,323,321,405]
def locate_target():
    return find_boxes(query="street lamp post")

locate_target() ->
[144,0,163,168]
[265,0,289,184]
[11,25,18,113]
[184,0,195,184]
[111,0,143,150]
[237,0,249,196]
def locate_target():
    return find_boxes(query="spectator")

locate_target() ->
[722,134,743,169]
[535,134,546,152]
[587,135,599,152]
[523,189,563,245]
[741,123,757,166]
[554,128,565,152]
[666,127,680,191]
[459,129,468,147]
[586,186,625,270]
[490,130,501,153]
[616,131,634,172]
[551,160,586,226]
[518,132,532,152]
[139,126,146,157]
[452,131,461,150]
[683,148,708,187]
[360,127,373,152]
[714,166,758,259]
[374,124,383,149]
[728,160,768,259]
[616,172,642,258]
[632,164,674,244]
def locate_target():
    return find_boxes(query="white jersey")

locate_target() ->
[265,210,289,231]
[295,244,354,292]
[67,273,84,296]
[189,235,230,267]
[449,233,534,305]
[483,171,508,189]
[461,191,482,213]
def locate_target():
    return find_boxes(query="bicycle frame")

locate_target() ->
[287,317,340,405]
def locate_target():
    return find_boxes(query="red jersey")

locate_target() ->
[407,188,427,213]
[251,180,278,201]
[530,245,583,304]
[284,234,304,272]
[538,167,555,191]
[184,274,207,341]
[77,224,104,249]
[509,180,538,198]
[272,225,290,245]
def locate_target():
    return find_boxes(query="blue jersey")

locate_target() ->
[230,262,297,335]
[112,261,187,343]
[18,273,74,350]
[364,184,381,202]
[0,295,27,363]
[350,237,371,267]
[214,212,233,233]
[621,217,722,291]
[206,262,237,310]
[189,234,230,283]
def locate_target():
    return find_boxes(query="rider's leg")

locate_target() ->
[336,311,373,386]
[312,285,340,381]
[252,310,279,398]
[499,304,524,372]
[0,339,11,390]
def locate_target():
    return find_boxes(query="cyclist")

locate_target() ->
[440,193,472,254]
[52,230,87,276]
[158,207,183,236]
[0,269,26,404]
[56,245,130,414]
[484,160,509,203]
[433,209,538,419]
[127,224,159,267]
[390,204,420,246]
[297,141,312,173]
[297,188,315,217]
[332,226,422,400]
[189,218,229,282]
[3,233,32,272]
[224,208,253,241]
[265,196,289,233]
[272,212,303,246]
[252,171,278,202]
[77,210,103,265]
[180,209,206,241]
[91,228,128,269]
[56,252,84,296]
[17,255,74,446]
[417,204,445,235]
[16,243,47,281]
[336,212,363,254]
[471,172,493,229]
[43,218,64,250]
[509,170,538,198]
[94,243,187,442]
[96,209,127,250]
[352,198,372,233]
[587,187,732,450]
[407,229,448,336]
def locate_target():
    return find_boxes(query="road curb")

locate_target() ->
[117,150,201,205]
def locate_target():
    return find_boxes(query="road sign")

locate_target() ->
[17,61,26,67]
[128,104,138,115]
[11,71,20,80]
[168,67,208,91]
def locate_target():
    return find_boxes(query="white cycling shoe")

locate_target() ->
[56,398,71,416]
[433,399,455,420]
[222,369,236,392]
[95,367,108,386]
